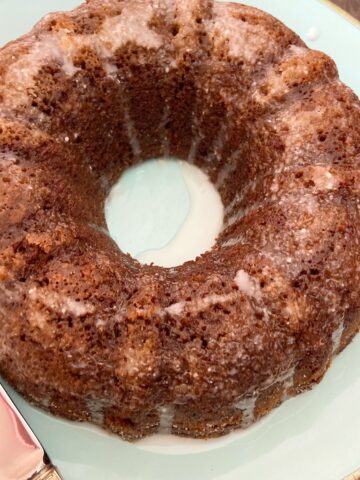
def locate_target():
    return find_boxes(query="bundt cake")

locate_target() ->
[1,0,360,441]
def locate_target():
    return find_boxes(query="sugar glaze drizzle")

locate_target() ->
[158,406,175,433]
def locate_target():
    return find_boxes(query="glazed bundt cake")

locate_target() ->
[1,0,360,440]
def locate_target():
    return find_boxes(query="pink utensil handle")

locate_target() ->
[0,384,62,480]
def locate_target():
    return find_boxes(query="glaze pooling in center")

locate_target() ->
[105,158,224,268]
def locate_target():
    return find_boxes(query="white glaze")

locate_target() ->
[311,167,338,191]
[215,149,240,188]
[159,106,170,156]
[224,192,242,216]
[206,123,228,164]
[122,100,142,160]
[86,398,113,425]
[165,293,237,316]
[210,3,275,63]
[27,310,48,330]
[234,270,262,302]
[225,207,246,229]
[187,137,201,164]
[158,406,175,434]
[165,301,186,316]
[105,159,191,260]
[248,366,296,410]
[165,271,265,318]
[332,320,345,355]
[306,26,320,42]
[122,347,144,376]
[28,287,95,317]
[234,395,257,428]
[226,191,318,228]
[281,366,296,401]
[2,33,79,108]
[253,44,308,104]
[1,2,163,109]
[289,44,308,56]
[99,3,163,53]
[280,102,335,152]
[222,236,244,248]
[95,318,107,329]
[108,159,224,268]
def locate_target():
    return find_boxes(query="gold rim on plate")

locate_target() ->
[318,0,360,28]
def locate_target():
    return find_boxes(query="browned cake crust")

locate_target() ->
[1,0,360,440]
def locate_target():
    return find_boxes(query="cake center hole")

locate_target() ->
[105,158,224,268]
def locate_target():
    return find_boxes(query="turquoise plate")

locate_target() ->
[1,1,360,479]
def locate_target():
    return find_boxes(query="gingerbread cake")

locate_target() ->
[0,0,360,440]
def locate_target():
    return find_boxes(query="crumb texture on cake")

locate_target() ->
[1,0,360,440]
